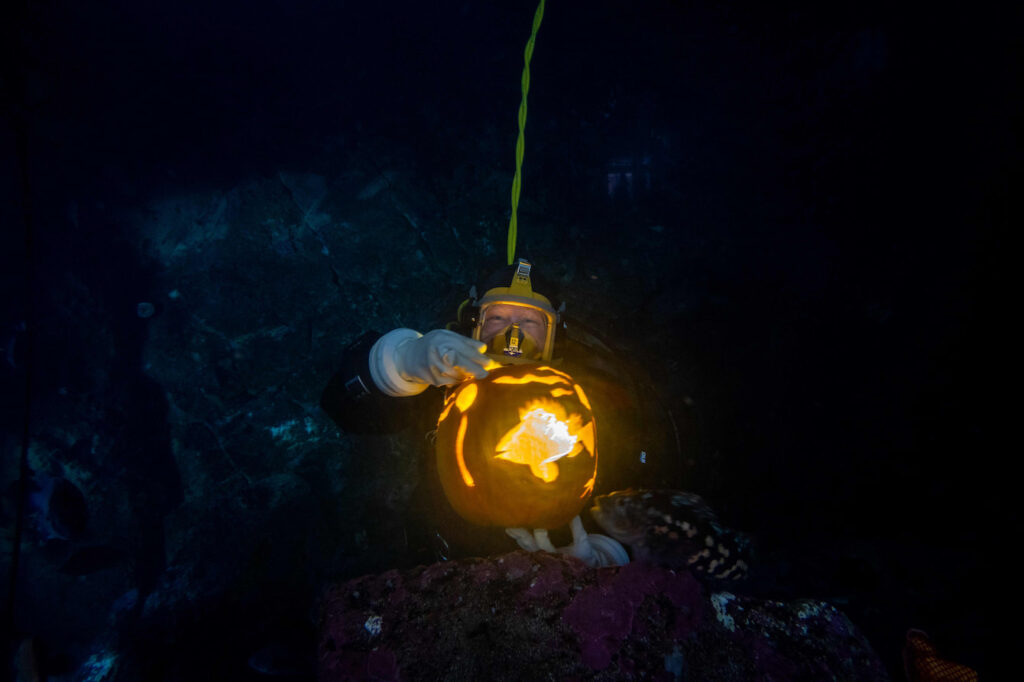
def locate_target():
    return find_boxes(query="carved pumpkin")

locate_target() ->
[435,364,598,529]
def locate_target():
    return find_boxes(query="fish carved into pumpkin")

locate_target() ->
[435,364,597,529]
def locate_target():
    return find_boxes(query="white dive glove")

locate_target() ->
[505,516,630,568]
[368,328,493,397]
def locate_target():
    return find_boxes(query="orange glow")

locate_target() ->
[519,397,568,422]
[576,420,596,458]
[437,399,456,425]
[543,367,575,383]
[456,382,478,412]
[433,364,599,529]
[494,408,578,482]
[573,384,592,412]
[456,414,474,487]
[580,475,596,498]
[438,382,480,425]
[493,373,572,387]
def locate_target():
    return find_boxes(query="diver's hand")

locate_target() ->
[369,328,491,396]
[399,329,491,386]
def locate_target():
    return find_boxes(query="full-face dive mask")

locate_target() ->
[470,260,558,363]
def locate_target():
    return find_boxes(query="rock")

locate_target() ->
[318,551,888,681]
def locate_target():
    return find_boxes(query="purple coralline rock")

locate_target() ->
[562,561,704,670]
[317,551,887,681]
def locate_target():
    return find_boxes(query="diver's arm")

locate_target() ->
[320,328,490,433]
[369,328,490,394]
[320,331,420,434]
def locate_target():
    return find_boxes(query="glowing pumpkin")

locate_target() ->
[435,364,598,529]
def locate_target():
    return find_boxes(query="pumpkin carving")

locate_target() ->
[435,364,598,529]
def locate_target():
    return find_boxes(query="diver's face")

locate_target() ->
[480,304,548,350]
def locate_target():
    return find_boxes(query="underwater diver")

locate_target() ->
[320,259,677,567]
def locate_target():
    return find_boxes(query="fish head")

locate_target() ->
[591,488,753,580]
[588,489,650,546]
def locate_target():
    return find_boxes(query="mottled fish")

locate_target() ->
[589,489,752,580]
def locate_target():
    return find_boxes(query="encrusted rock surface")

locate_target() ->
[318,551,888,681]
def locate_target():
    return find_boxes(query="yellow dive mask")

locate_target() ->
[472,260,557,362]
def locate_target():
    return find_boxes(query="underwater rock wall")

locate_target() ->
[2,1,1001,676]
[127,166,476,612]
[319,551,888,681]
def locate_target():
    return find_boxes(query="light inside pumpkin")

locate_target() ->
[573,383,592,411]
[456,414,474,487]
[436,364,599,529]
[456,382,478,412]
[495,405,579,482]
[493,368,574,385]
[442,366,596,487]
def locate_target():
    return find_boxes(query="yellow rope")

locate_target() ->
[508,0,546,266]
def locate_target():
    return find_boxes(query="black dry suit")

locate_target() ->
[320,323,683,563]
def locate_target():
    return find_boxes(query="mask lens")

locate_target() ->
[479,303,549,361]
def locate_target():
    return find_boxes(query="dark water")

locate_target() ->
[3,0,1009,677]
